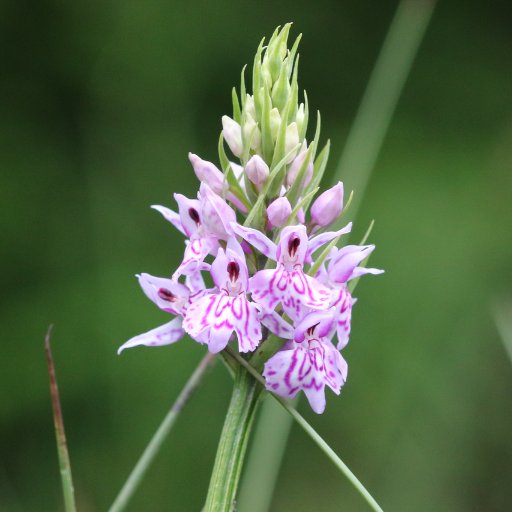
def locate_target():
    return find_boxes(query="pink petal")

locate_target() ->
[199,183,236,239]
[349,266,385,281]
[185,270,206,294]
[174,193,202,237]
[172,237,216,280]
[137,273,190,315]
[259,310,294,339]
[294,309,336,343]
[151,205,186,236]
[231,223,277,260]
[183,293,261,353]
[250,267,331,320]
[307,222,352,259]
[263,347,305,400]
[188,153,226,195]
[330,287,353,350]
[118,317,184,354]
[276,225,308,266]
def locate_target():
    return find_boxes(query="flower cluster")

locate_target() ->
[119,25,383,413]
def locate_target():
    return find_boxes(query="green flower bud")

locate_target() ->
[284,122,299,163]
[269,108,281,143]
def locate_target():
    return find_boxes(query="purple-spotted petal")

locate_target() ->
[250,266,331,320]
[174,193,202,237]
[172,237,217,280]
[118,317,184,354]
[294,309,336,343]
[330,287,353,349]
[231,223,277,260]
[151,205,186,236]
[263,338,348,414]
[137,273,190,315]
[210,247,249,293]
[183,293,261,353]
[263,347,304,400]
[276,225,309,267]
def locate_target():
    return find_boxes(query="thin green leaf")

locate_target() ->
[240,65,247,107]
[252,38,265,120]
[348,220,375,294]
[493,298,512,365]
[299,90,309,141]
[45,326,77,512]
[218,133,251,210]
[286,187,318,226]
[260,85,273,164]
[225,348,384,512]
[287,34,302,79]
[269,101,291,173]
[218,132,230,172]
[232,88,241,124]
[308,236,339,277]
[286,143,315,207]
[359,219,375,245]
[302,139,330,211]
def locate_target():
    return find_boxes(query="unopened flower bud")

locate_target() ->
[222,116,243,157]
[188,153,226,195]
[267,197,291,228]
[243,113,261,151]
[245,95,256,119]
[286,146,313,187]
[284,122,299,163]
[271,65,291,112]
[245,155,269,191]
[310,182,344,227]
[296,103,305,135]
[261,63,272,89]
[269,108,281,142]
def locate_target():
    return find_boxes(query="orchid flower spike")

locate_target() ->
[121,23,383,414]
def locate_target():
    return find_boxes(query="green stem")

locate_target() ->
[226,347,383,512]
[204,363,262,512]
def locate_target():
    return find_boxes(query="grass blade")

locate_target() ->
[109,353,216,512]
[44,325,77,512]
[334,0,437,223]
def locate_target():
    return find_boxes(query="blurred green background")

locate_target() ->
[1,1,511,511]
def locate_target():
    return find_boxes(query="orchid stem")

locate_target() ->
[44,326,78,512]
[225,347,384,512]
[109,352,216,512]
[203,363,262,512]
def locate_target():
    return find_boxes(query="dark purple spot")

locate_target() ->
[306,322,319,337]
[158,288,176,302]
[188,208,200,224]
[288,235,300,257]
[227,261,240,282]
